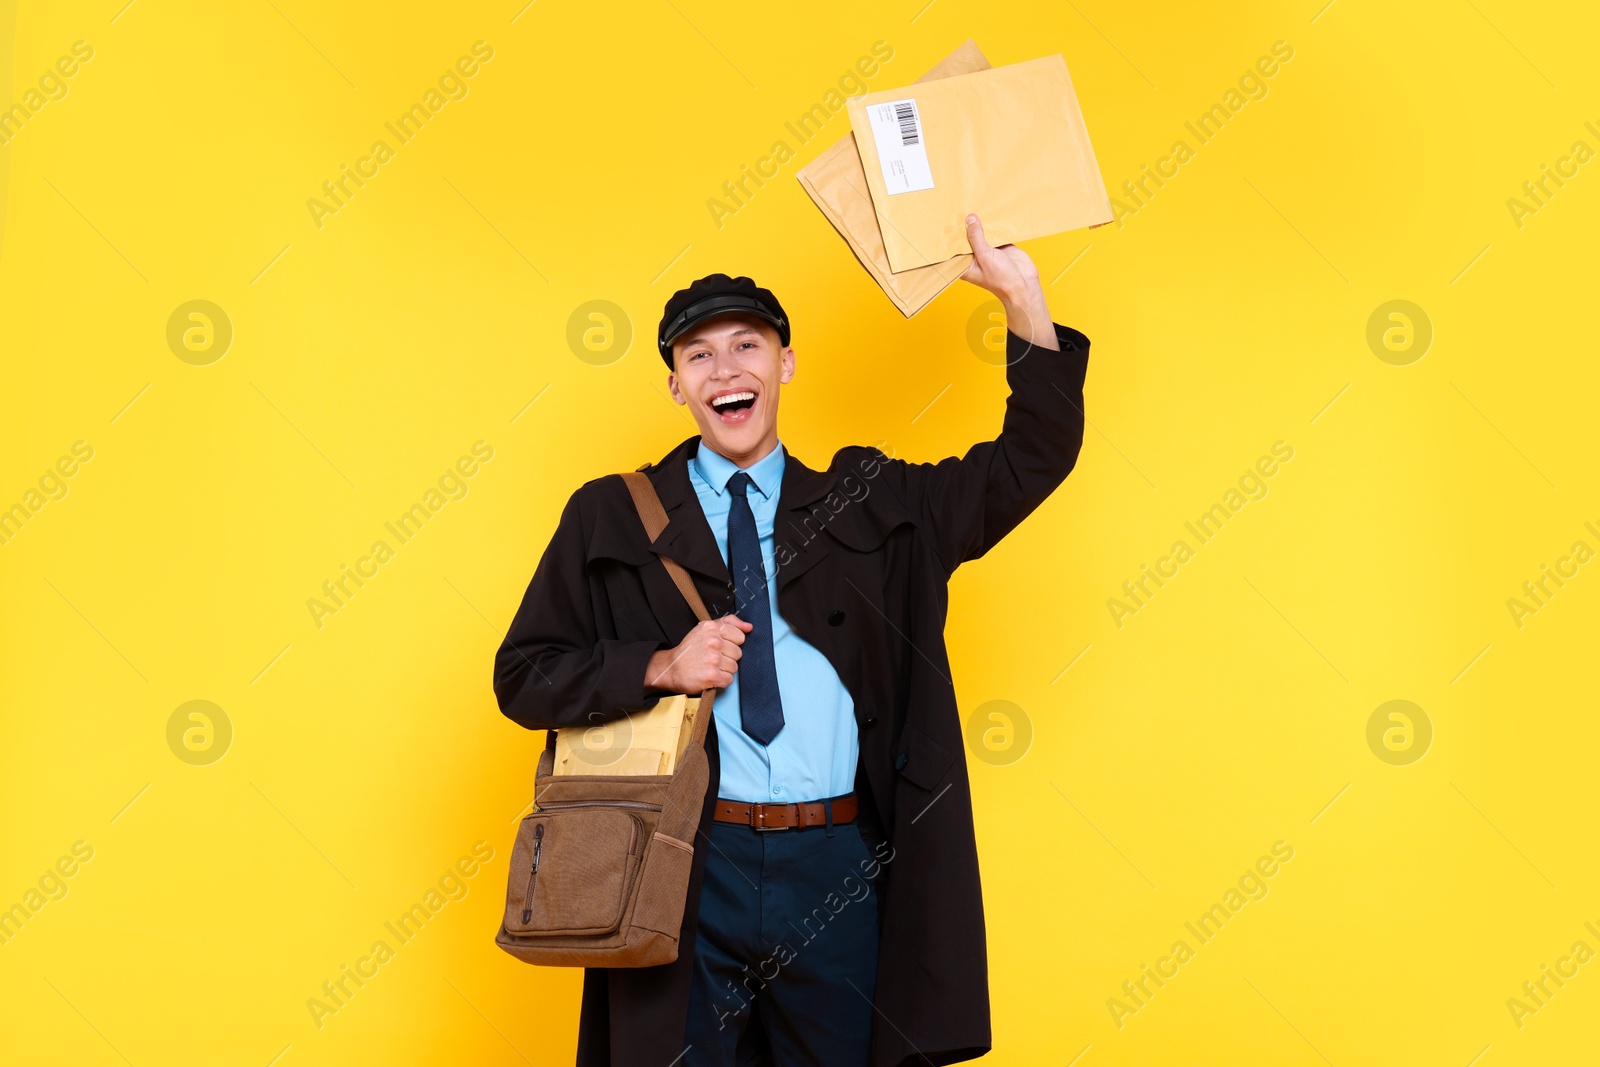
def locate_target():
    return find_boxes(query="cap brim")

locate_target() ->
[661,295,787,355]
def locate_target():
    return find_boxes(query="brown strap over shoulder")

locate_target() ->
[619,471,717,748]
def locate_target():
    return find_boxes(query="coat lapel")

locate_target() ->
[643,436,730,586]
[641,435,839,593]
[773,446,838,591]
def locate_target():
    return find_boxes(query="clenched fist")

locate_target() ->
[644,614,753,696]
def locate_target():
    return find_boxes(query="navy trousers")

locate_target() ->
[683,814,881,1067]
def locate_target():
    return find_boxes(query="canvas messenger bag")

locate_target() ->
[496,470,718,968]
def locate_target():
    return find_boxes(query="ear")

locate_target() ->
[778,346,796,385]
[667,369,686,405]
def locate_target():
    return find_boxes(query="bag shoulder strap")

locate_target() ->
[620,471,710,623]
[618,471,716,748]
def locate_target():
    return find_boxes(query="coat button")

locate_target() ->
[894,750,908,770]
[827,610,846,626]
[863,716,878,729]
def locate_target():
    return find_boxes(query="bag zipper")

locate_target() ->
[536,799,662,812]
[520,823,545,924]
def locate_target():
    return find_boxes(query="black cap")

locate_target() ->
[657,273,789,368]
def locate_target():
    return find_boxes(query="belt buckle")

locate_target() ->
[752,805,788,831]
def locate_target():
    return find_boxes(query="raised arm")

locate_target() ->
[878,215,1090,577]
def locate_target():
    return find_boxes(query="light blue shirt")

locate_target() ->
[689,439,859,804]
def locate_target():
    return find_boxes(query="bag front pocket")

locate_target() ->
[503,805,648,937]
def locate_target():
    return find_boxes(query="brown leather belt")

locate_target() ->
[714,793,857,831]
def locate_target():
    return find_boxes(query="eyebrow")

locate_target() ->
[679,326,764,349]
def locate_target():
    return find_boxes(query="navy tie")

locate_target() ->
[726,471,784,745]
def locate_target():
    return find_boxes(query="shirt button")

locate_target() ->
[772,787,782,796]
[828,610,846,626]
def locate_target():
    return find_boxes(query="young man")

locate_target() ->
[494,215,1090,1066]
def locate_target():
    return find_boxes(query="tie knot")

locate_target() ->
[726,471,753,498]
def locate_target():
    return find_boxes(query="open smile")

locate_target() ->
[709,390,758,425]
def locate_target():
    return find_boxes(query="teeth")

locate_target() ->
[711,392,756,408]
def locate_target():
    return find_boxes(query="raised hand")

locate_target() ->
[959,214,1059,352]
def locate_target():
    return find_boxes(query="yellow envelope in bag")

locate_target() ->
[846,54,1112,274]
[796,40,992,317]
[553,693,699,776]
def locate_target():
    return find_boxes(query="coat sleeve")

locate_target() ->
[493,487,671,731]
[877,322,1089,578]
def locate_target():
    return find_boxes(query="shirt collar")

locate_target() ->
[692,438,786,501]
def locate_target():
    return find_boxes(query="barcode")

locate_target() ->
[866,97,934,194]
[894,101,920,146]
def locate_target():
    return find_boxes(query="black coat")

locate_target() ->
[494,321,1090,1066]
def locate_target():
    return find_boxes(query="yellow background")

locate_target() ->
[3,0,1597,1063]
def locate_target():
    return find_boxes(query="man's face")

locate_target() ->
[667,312,795,464]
